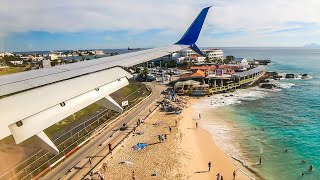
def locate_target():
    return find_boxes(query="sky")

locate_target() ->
[1,0,320,52]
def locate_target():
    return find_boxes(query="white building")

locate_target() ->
[179,48,197,57]
[95,50,105,55]
[203,49,224,60]
[234,58,249,69]
[0,52,13,57]
[234,58,248,64]
[196,56,206,63]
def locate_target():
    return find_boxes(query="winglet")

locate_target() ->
[175,6,211,56]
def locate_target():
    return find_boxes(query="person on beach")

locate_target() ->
[158,135,162,142]
[133,127,136,133]
[259,157,262,165]
[199,114,201,120]
[88,157,92,167]
[169,126,172,133]
[196,122,198,128]
[98,171,105,180]
[208,161,212,171]
[132,170,136,180]
[102,162,107,172]
[216,173,220,180]
[221,175,224,180]
[108,143,112,154]
[175,120,178,126]
[233,170,236,180]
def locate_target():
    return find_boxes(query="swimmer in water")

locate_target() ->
[301,160,306,164]
[309,165,314,171]
[284,149,288,152]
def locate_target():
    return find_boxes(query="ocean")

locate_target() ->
[193,48,320,180]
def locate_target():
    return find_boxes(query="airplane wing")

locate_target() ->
[0,7,211,154]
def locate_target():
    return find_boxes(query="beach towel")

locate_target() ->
[133,143,148,150]
[119,160,133,165]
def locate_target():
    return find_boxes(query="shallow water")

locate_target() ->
[195,48,320,180]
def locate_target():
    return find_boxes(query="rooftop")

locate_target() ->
[233,65,265,78]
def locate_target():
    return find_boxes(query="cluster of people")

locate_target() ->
[207,161,237,180]
[158,134,167,142]
[84,170,105,180]
[301,164,315,176]
[136,118,144,126]
[160,100,183,113]
[216,173,224,180]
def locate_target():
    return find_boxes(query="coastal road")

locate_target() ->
[43,82,166,180]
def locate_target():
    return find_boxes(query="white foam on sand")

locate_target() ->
[191,83,297,168]
[191,88,273,170]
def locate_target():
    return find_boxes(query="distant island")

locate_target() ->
[303,43,320,48]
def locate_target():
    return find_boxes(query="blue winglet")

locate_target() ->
[175,6,211,57]
[189,44,204,57]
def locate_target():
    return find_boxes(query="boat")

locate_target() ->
[128,46,141,50]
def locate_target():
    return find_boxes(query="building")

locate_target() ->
[40,59,51,68]
[95,50,105,55]
[234,58,248,64]
[234,58,249,69]
[203,49,224,60]
[0,52,13,57]
[180,48,197,57]
[49,53,58,60]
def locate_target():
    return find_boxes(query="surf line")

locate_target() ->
[231,155,267,180]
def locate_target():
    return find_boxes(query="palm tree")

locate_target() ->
[142,67,148,81]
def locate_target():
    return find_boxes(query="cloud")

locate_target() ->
[1,0,320,50]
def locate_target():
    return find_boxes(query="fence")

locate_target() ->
[0,85,151,180]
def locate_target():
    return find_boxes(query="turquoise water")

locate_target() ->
[221,48,320,180]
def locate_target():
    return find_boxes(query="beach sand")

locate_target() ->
[100,98,252,180]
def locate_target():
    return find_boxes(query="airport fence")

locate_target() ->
[0,85,151,180]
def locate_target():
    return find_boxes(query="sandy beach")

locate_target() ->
[97,97,252,180]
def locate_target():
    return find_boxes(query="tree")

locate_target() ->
[1,55,22,67]
[225,56,234,64]
[205,57,211,63]
[142,67,148,79]
[71,58,78,63]
[137,67,149,81]
[51,60,59,66]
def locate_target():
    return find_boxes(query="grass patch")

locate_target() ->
[44,80,147,138]
[0,67,26,76]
